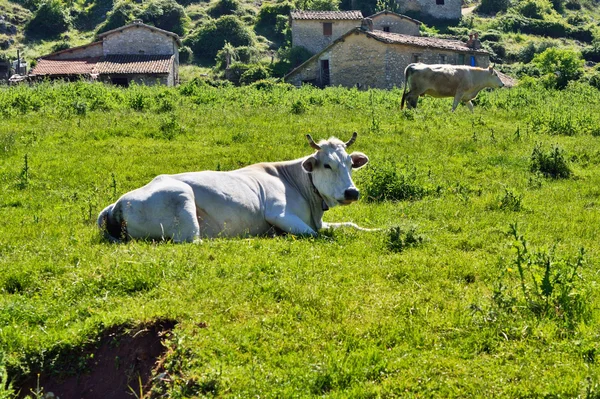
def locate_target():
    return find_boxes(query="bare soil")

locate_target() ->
[18,319,176,399]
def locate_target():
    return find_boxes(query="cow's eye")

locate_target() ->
[324,164,331,169]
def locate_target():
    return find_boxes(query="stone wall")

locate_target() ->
[291,19,361,55]
[286,30,490,89]
[47,42,103,60]
[370,14,420,35]
[397,0,462,20]
[103,26,177,56]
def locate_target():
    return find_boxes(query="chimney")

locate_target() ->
[360,18,373,32]
[466,32,481,50]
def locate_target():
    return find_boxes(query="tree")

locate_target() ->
[184,15,254,60]
[26,0,71,37]
[139,0,188,36]
[476,0,510,15]
[532,48,584,89]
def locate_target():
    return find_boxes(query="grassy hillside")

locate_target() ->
[2,80,600,396]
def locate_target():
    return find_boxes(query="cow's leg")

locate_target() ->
[466,100,474,113]
[451,94,462,112]
[266,213,317,237]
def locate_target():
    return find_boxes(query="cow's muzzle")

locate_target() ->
[343,188,360,202]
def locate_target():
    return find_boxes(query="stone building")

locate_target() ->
[284,25,489,89]
[396,0,462,21]
[369,10,421,35]
[290,10,364,55]
[29,21,181,86]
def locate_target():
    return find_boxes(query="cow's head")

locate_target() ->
[488,64,505,88]
[302,132,369,208]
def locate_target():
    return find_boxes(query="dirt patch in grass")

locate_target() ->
[18,319,177,399]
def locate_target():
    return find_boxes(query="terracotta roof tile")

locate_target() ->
[30,57,101,76]
[30,55,174,77]
[290,10,363,20]
[367,30,488,53]
[96,55,174,74]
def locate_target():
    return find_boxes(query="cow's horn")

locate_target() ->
[345,132,357,148]
[306,134,321,150]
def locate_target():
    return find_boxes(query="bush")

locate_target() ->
[255,2,293,41]
[362,162,427,202]
[499,14,568,38]
[239,64,271,85]
[589,73,600,90]
[567,26,594,43]
[532,47,584,89]
[530,143,571,178]
[215,45,259,69]
[582,43,600,62]
[477,0,510,15]
[96,1,141,34]
[387,227,424,253]
[207,0,240,18]
[179,46,193,63]
[565,0,581,9]
[184,15,254,60]
[139,0,188,36]
[517,0,553,19]
[26,0,71,37]
[480,30,502,42]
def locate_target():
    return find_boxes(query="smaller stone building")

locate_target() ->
[29,21,181,86]
[369,10,421,35]
[396,0,462,21]
[284,26,489,89]
[290,10,364,55]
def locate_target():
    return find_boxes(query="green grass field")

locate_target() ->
[2,80,600,397]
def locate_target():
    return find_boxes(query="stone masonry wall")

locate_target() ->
[287,30,489,89]
[103,27,177,56]
[370,14,420,35]
[291,19,361,55]
[48,42,103,60]
[329,32,386,88]
[397,0,462,20]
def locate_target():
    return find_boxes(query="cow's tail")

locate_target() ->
[400,64,414,110]
[97,203,128,243]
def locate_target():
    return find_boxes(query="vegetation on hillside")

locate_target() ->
[2,80,600,396]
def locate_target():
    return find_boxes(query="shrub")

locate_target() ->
[582,43,600,62]
[362,162,427,202]
[139,0,188,36]
[480,30,502,42]
[207,0,240,18]
[185,15,254,60]
[51,41,70,53]
[477,0,510,15]
[567,26,594,43]
[26,0,71,37]
[498,224,591,331]
[499,14,568,38]
[387,227,424,253]
[589,73,600,90]
[215,45,259,69]
[530,143,571,178]
[179,46,193,63]
[96,1,141,34]
[255,2,293,41]
[532,47,584,89]
[565,0,581,9]
[517,0,553,19]
[239,64,271,85]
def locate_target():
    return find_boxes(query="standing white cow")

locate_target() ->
[98,133,370,242]
[401,63,504,112]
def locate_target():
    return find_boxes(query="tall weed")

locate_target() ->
[530,143,571,178]
[361,162,428,202]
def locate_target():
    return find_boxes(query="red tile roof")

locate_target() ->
[96,55,174,74]
[291,10,363,20]
[30,57,101,76]
[30,55,174,77]
[367,30,488,53]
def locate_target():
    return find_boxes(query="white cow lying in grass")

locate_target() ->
[98,133,370,242]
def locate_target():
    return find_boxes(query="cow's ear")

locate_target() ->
[350,152,369,169]
[302,156,317,173]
